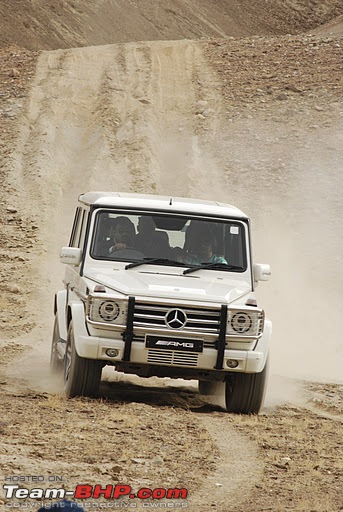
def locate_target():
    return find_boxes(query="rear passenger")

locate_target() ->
[135,216,170,258]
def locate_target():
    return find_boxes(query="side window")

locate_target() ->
[78,210,88,250]
[69,208,81,247]
[69,207,87,248]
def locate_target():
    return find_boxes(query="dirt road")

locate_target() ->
[1,2,343,511]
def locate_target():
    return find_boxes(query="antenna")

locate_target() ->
[169,197,173,205]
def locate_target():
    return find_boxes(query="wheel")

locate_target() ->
[50,315,64,373]
[225,359,268,414]
[64,322,103,398]
[198,380,222,396]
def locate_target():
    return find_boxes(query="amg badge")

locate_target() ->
[146,335,203,353]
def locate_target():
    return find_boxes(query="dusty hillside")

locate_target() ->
[1,0,343,50]
[0,2,343,512]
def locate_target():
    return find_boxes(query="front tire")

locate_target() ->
[64,322,103,398]
[50,315,64,374]
[225,359,268,414]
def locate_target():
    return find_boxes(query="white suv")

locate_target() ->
[51,192,271,414]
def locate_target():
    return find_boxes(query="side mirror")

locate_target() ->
[253,263,271,283]
[60,247,82,266]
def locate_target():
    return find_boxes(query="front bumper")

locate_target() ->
[73,298,271,374]
[76,333,268,373]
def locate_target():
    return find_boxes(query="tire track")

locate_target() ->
[189,413,264,511]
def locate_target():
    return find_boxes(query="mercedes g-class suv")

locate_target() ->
[51,192,271,414]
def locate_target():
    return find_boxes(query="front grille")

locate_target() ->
[204,340,217,349]
[147,349,198,367]
[133,302,221,335]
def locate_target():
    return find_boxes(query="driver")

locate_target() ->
[108,216,136,254]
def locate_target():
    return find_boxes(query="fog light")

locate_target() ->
[106,348,119,358]
[226,359,239,368]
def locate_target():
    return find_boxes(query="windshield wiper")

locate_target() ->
[183,262,244,275]
[125,258,186,270]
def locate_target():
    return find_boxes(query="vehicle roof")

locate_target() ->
[78,191,248,219]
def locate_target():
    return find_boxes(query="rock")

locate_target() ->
[194,100,209,114]
[131,458,147,464]
[85,457,97,464]
[276,93,288,101]
[111,464,123,473]
[195,100,208,109]
[274,462,289,470]
[6,285,21,294]
[150,455,164,465]
[285,84,302,93]
[9,68,20,78]
[6,207,17,213]
[2,111,16,118]
[280,457,291,463]
[202,108,214,117]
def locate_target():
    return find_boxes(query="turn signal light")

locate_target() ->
[94,284,106,293]
[245,298,257,307]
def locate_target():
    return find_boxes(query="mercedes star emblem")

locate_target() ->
[165,309,187,329]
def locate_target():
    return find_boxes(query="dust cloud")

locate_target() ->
[199,117,343,386]
[3,330,64,395]
[156,110,343,390]
[255,124,343,384]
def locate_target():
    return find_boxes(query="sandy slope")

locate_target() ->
[0,2,343,511]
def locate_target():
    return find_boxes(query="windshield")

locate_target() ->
[90,210,248,272]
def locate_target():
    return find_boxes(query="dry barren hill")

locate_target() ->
[0,1,343,512]
[1,0,343,49]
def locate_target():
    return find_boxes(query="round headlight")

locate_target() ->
[231,312,252,333]
[98,301,120,322]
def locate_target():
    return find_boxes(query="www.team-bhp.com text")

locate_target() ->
[3,484,188,500]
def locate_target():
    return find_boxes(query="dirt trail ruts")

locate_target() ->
[9,40,229,290]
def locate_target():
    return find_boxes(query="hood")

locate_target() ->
[84,267,252,304]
